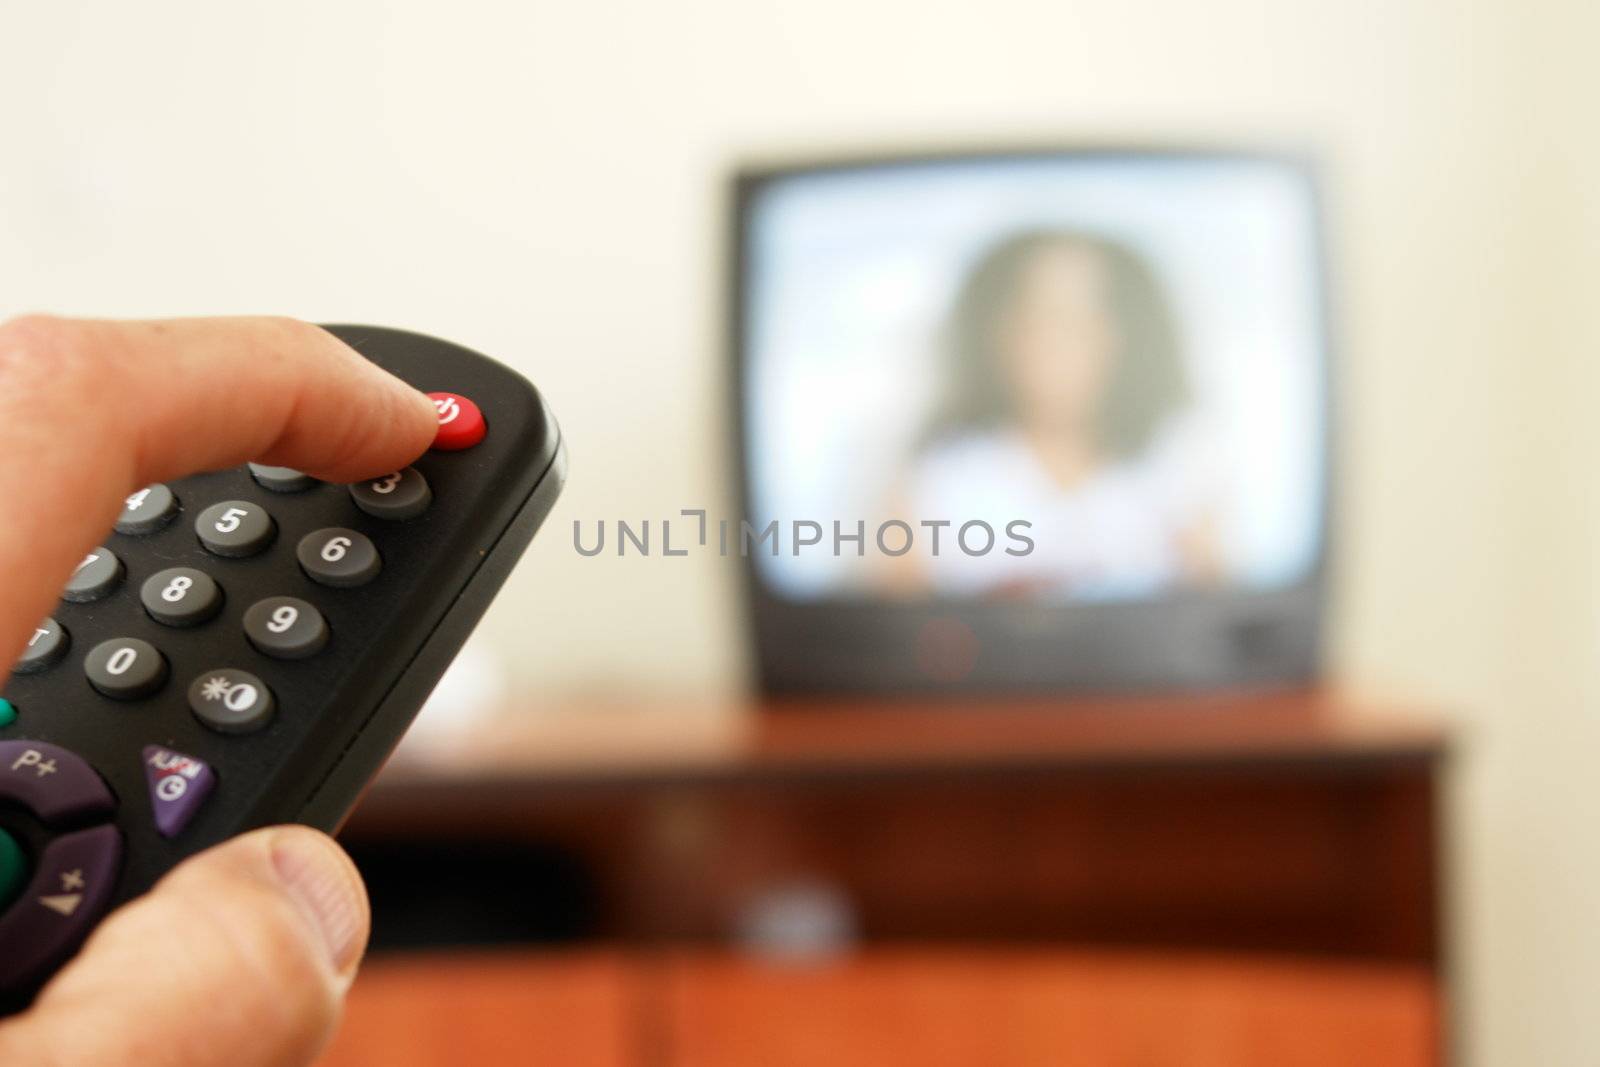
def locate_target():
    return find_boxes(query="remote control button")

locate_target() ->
[194,500,276,558]
[248,464,318,493]
[297,528,380,588]
[13,619,68,675]
[142,746,219,835]
[350,467,431,521]
[0,829,25,912]
[116,484,179,535]
[428,392,487,451]
[187,669,276,734]
[0,741,116,827]
[83,638,168,700]
[0,700,13,728]
[242,597,328,660]
[62,548,122,603]
[0,824,122,997]
[140,567,223,627]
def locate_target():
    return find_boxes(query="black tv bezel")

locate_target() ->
[728,144,1336,696]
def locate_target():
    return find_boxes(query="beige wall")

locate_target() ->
[4,1,1597,1062]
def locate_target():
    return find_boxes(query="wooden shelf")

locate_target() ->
[320,948,1442,1067]
[365,687,1449,796]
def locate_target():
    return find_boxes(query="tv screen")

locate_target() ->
[733,148,1331,693]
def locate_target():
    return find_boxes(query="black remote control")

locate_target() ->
[0,325,566,1009]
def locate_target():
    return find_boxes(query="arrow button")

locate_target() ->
[0,824,122,996]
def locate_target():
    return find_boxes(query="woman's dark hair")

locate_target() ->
[921,228,1189,459]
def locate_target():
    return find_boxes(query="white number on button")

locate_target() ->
[125,488,150,511]
[106,646,137,676]
[215,507,249,533]
[29,627,48,647]
[162,575,193,602]
[266,605,299,634]
[75,553,99,574]
[370,473,401,495]
[321,536,352,563]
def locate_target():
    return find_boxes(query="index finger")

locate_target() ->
[0,315,439,669]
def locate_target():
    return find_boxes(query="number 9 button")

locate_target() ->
[243,597,328,659]
[298,528,380,588]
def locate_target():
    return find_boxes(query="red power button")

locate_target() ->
[427,392,486,451]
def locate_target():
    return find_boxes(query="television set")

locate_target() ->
[731,146,1332,693]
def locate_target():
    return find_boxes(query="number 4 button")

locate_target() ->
[297,528,380,588]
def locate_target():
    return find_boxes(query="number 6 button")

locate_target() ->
[298,528,380,588]
[243,597,328,659]
[195,500,276,557]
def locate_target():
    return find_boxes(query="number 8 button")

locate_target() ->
[141,567,223,627]
[243,597,328,659]
[297,528,380,588]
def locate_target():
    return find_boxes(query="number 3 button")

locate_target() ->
[195,500,276,557]
[243,597,328,659]
[350,468,431,521]
[298,528,380,588]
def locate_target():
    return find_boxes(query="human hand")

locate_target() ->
[0,316,439,1066]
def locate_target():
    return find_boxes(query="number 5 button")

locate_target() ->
[298,528,380,588]
[243,597,328,659]
[195,501,276,557]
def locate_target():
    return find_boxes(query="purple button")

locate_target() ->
[0,741,116,828]
[142,746,216,838]
[0,824,123,996]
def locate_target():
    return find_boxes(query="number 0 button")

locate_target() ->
[141,567,223,627]
[243,597,328,659]
[350,468,431,521]
[84,638,168,700]
[195,501,275,558]
[298,528,380,588]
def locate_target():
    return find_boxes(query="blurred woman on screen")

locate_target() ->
[890,228,1223,598]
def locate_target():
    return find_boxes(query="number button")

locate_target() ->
[84,638,168,700]
[349,467,431,520]
[188,668,275,734]
[247,464,318,493]
[297,528,381,588]
[116,484,179,535]
[139,567,223,627]
[62,548,123,603]
[13,618,69,675]
[242,597,328,659]
[427,392,487,451]
[194,500,276,557]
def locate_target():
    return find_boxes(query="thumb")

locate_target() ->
[0,826,370,1067]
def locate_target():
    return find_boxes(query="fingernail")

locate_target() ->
[270,828,369,977]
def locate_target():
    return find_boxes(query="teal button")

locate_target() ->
[0,699,13,728]
[0,828,25,912]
